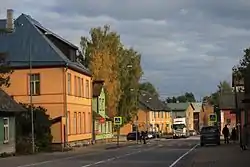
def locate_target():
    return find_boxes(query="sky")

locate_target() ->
[1,0,250,100]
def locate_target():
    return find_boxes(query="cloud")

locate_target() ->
[1,0,250,99]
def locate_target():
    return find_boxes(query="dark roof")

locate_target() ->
[167,102,193,112]
[0,89,26,112]
[93,80,104,97]
[139,90,170,111]
[0,14,91,76]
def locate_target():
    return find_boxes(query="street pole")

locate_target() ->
[29,39,35,153]
[135,115,138,144]
[234,85,242,146]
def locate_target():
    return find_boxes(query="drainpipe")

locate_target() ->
[64,64,68,149]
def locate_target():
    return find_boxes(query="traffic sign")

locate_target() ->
[114,116,122,125]
[209,114,217,122]
[100,118,105,124]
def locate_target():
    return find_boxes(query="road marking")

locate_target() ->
[168,144,198,167]
[81,147,153,167]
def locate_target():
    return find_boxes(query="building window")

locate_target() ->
[73,112,77,134]
[81,78,84,97]
[3,118,9,143]
[88,112,91,132]
[67,73,71,95]
[158,111,160,118]
[74,76,77,96]
[83,112,86,133]
[29,74,40,95]
[67,111,70,135]
[226,119,231,124]
[161,112,163,118]
[86,80,90,98]
[78,112,81,134]
[78,77,81,97]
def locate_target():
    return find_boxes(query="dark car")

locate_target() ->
[200,126,220,146]
[126,132,141,141]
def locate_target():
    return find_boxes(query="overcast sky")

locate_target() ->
[1,0,250,100]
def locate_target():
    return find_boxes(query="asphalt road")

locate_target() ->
[0,137,200,167]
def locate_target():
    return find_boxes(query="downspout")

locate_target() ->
[64,64,68,148]
[91,78,95,144]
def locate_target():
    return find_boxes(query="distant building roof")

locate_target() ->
[192,102,202,113]
[92,80,104,97]
[0,14,91,76]
[167,102,194,112]
[139,90,170,111]
[0,89,26,112]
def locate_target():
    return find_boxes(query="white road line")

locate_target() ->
[81,147,154,167]
[168,144,198,167]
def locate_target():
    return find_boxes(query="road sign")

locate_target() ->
[209,114,217,122]
[114,116,122,125]
[99,118,105,124]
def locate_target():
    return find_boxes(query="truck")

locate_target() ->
[172,117,189,138]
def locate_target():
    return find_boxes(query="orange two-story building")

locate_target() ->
[0,13,92,147]
[120,91,172,135]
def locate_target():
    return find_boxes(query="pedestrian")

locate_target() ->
[222,125,230,144]
[141,131,146,144]
[241,124,248,150]
[231,127,237,143]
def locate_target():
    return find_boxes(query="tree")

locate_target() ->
[118,48,143,124]
[139,82,159,97]
[165,92,196,103]
[203,80,232,105]
[16,104,52,153]
[80,25,122,118]
[0,52,13,87]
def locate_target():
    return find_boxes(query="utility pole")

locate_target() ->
[29,37,35,153]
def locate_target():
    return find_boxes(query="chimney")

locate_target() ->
[6,9,14,31]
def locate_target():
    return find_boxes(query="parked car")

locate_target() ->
[189,130,197,136]
[200,126,220,146]
[126,132,141,141]
[147,132,155,139]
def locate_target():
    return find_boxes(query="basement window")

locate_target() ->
[3,118,9,144]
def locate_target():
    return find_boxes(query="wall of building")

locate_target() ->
[5,68,92,144]
[186,105,194,131]
[0,116,15,154]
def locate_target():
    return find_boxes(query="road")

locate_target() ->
[0,137,199,167]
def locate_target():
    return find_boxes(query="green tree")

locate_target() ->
[16,104,52,153]
[203,80,232,105]
[80,25,122,118]
[166,92,196,103]
[139,82,159,97]
[118,48,143,124]
[0,52,13,87]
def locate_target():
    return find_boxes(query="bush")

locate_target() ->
[16,104,52,154]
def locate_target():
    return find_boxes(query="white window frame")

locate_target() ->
[30,73,40,95]
[3,117,9,144]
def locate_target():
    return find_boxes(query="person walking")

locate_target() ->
[222,125,230,144]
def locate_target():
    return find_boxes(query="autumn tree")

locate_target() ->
[80,25,122,117]
[118,48,143,124]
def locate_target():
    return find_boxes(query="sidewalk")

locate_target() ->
[177,143,250,167]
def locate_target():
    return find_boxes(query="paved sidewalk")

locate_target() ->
[176,143,250,167]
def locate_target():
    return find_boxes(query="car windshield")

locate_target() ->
[173,124,185,130]
[201,127,218,133]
